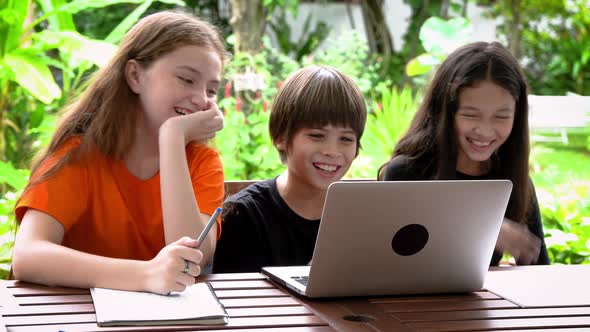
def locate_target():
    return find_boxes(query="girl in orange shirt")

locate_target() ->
[12,10,226,294]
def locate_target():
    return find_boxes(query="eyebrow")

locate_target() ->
[309,127,357,135]
[459,106,514,112]
[177,65,221,85]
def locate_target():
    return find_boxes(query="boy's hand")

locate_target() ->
[161,100,224,145]
[495,218,541,265]
[144,237,202,295]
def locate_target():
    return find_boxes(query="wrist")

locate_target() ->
[159,119,186,147]
[137,259,154,292]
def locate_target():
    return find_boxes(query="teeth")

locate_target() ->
[468,138,491,147]
[315,163,338,172]
[175,107,188,115]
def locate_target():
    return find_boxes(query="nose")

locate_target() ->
[191,87,208,110]
[473,120,493,137]
[321,140,342,157]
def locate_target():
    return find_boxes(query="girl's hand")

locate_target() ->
[495,218,541,265]
[144,237,202,295]
[161,100,224,145]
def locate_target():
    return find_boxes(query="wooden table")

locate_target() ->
[1,267,590,331]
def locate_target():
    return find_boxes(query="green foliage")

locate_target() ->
[268,10,330,62]
[406,16,472,77]
[486,0,590,95]
[530,143,590,264]
[309,31,382,96]
[215,38,297,180]
[348,86,421,179]
[0,191,18,279]
[216,103,283,181]
[538,182,590,264]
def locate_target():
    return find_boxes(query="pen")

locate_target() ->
[196,207,222,248]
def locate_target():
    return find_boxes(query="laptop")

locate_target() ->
[261,180,512,298]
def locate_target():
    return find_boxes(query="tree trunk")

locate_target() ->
[229,0,264,54]
[508,0,521,59]
[361,0,394,54]
[462,0,468,17]
[361,0,394,76]
[440,0,450,19]
[400,0,430,87]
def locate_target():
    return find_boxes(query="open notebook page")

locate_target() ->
[91,282,228,326]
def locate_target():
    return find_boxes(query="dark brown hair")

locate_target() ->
[269,65,367,162]
[380,41,531,223]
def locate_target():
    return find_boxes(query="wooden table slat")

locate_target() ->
[1,303,313,318]
[1,303,96,315]
[220,297,302,308]
[393,306,590,322]
[225,306,314,317]
[4,307,317,326]
[378,299,518,313]
[369,291,499,303]
[8,325,334,332]
[209,280,275,290]
[15,294,92,305]
[0,285,18,310]
[406,316,590,332]
[9,286,89,296]
[215,288,287,298]
[5,315,328,331]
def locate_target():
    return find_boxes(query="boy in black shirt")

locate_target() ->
[213,66,367,273]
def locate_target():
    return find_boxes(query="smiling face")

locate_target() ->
[126,45,222,135]
[277,125,357,192]
[454,80,516,175]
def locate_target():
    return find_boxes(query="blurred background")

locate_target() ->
[0,0,588,277]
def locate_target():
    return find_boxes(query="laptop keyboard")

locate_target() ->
[291,276,309,286]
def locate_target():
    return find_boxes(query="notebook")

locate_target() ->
[262,180,513,298]
[484,265,590,307]
[90,282,228,326]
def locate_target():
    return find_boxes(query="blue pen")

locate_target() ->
[196,207,222,248]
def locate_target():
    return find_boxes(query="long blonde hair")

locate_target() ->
[20,10,227,198]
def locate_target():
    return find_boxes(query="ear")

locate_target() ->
[125,59,142,94]
[275,138,287,151]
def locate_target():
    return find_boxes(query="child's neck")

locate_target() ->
[124,121,161,180]
[276,172,326,220]
[456,156,491,176]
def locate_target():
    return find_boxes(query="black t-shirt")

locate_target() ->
[382,155,550,266]
[213,178,320,273]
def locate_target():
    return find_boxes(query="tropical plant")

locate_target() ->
[539,181,590,264]
[268,9,330,62]
[347,85,421,179]
[310,30,383,96]
[485,0,590,95]
[405,16,473,77]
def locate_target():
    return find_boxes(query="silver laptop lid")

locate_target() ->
[305,180,512,298]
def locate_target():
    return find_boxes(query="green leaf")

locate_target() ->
[0,3,29,54]
[36,30,117,68]
[419,16,472,54]
[3,52,61,104]
[29,106,45,129]
[37,0,76,31]
[406,53,441,76]
[105,0,154,44]
[103,0,186,44]
[56,0,150,14]
[0,161,29,191]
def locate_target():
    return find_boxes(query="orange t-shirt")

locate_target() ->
[15,138,224,261]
